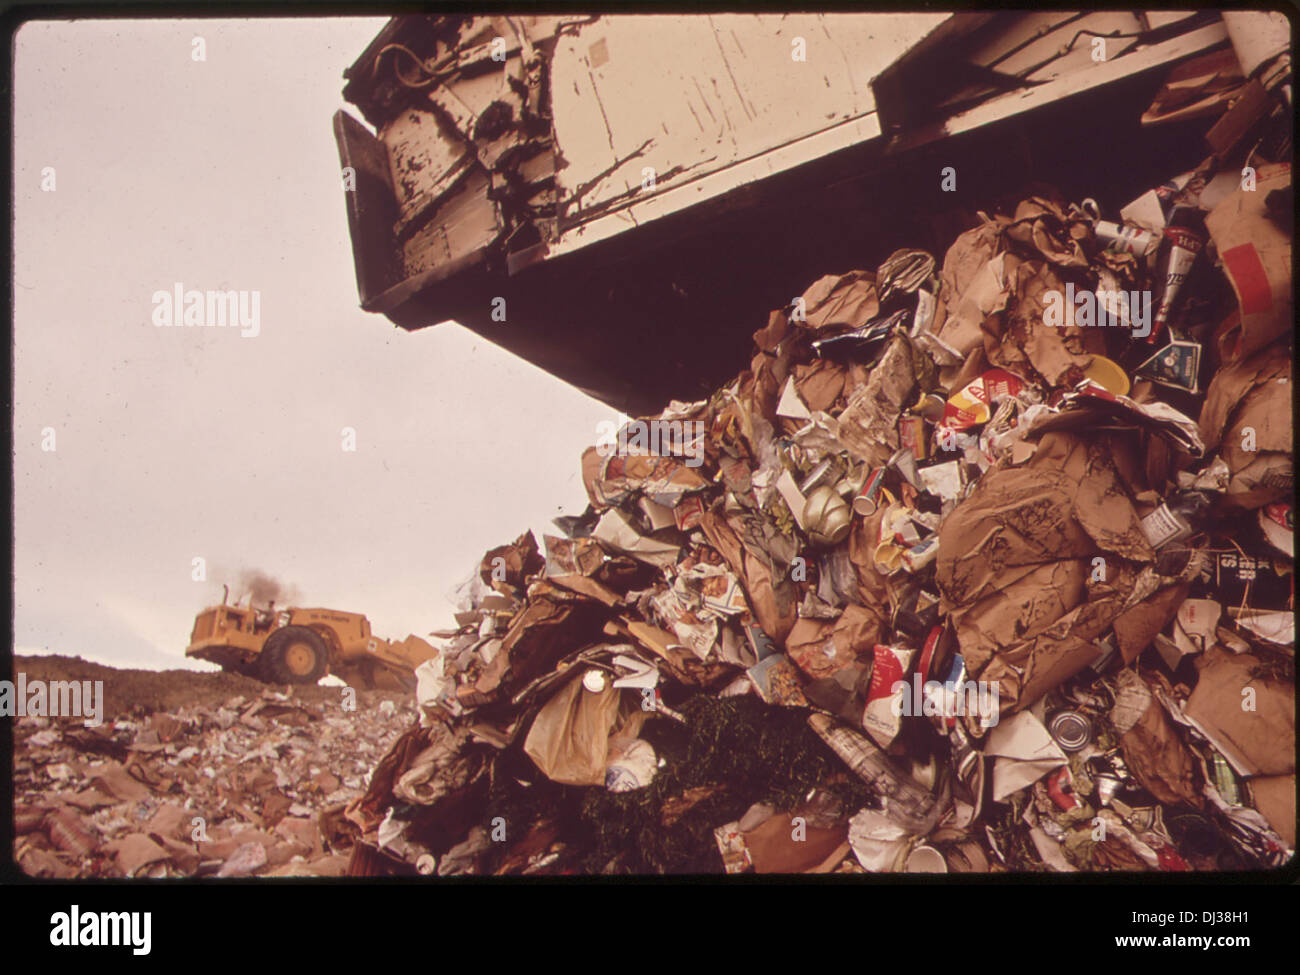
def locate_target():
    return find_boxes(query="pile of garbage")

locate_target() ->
[351,70,1292,874]
[13,662,414,878]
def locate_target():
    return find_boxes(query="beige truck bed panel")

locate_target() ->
[549,14,947,228]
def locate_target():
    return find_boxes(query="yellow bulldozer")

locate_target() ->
[185,588,439,690]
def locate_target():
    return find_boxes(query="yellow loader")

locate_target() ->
[185,588,438,690]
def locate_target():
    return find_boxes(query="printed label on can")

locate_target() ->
[862,645,915,747]
[1141,503,1189,549]
[1097,221,1156,257]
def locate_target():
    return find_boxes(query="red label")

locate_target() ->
[1221,243,1274,315]
[1163,226,1204,254]
[865,645,909,704]
[1264,502,1292,529]
[1156,846,1190,871]
[916,626,942,684]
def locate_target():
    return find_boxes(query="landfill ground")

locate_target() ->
[12,655,414,878]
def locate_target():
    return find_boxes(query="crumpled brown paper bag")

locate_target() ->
[700,509,797,645]
[1112,583,1191,664]
[1198,344,1293,510]
[1110,669,1204,808]
[785,604,881,681]
[991,258,1095,386]
[937,432,1151,609]
[937,432,1151,710]
[937,223,1009,359]
[795,271,879,331]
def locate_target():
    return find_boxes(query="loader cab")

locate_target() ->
[252,600,279,634]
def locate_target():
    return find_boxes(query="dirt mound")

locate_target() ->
[12,654,404,721]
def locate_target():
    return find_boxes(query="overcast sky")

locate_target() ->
[12,18,617,671]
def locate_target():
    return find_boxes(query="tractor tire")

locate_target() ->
[260,626,329,685]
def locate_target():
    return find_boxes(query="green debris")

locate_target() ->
[484,694,875,874]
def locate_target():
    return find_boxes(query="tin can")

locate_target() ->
[1047,766,1084,811]
[1048,710,1093,752]
[1095,773,1123,807]
[901,536,939,573]
[904,844,948,873]
[1147,206,1206,344]
[910,390,947,421]
[1094,220,1157,257]
[862,645,916,748]
[915,624,945,685]
[898,415,929,460]
[852,467,886,516]
[798,456,839,494]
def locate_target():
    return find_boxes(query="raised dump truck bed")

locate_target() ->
[334,11,1256,414]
